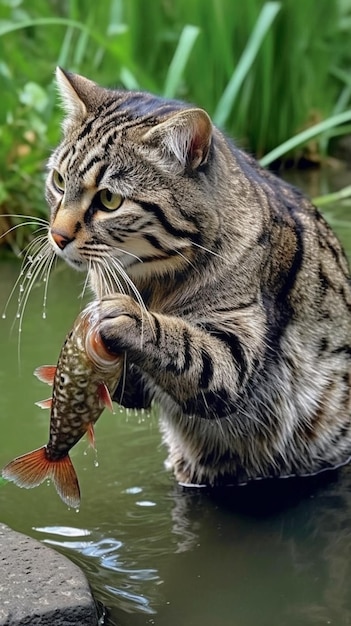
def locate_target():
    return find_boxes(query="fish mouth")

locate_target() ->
[80,303,121,368]
[86,326,120,366]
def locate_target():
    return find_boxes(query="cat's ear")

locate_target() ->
[142,108,212,170]
[55,67,97,118]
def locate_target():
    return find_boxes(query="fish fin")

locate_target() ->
[35,398,52,409]
[2,447,53,489]
[34,365,56,385]
[2,447,80,509]
[86,423,96,450]
[51,456,80,509]
[98,382,115,413]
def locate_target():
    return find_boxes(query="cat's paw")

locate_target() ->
[98,294,152,354]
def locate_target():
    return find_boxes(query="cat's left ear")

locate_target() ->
[142,108,212,170]
[55,67,98,118]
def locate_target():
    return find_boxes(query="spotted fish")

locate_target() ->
[2,301,123,508]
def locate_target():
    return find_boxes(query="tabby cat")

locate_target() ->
[46,67,351,486]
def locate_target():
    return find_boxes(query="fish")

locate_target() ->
[2,301,123,508]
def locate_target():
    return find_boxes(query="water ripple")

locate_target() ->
[33,524,162,616]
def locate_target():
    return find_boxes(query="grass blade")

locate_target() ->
[313,185,351,207]
[163,25,200,99]
[213,1,281,128]
[0,17,90,37]
[260,110,351,167]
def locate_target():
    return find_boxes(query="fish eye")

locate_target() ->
[99,189,123,211]
[52,169,65,193]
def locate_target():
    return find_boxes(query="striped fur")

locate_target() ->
[46,68,351,486]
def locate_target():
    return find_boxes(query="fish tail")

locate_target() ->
[51,456,80,509]
[2,447,80,509]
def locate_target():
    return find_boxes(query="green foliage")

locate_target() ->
[1,0,351,250]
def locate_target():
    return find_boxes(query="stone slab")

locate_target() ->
[0,523,98,625]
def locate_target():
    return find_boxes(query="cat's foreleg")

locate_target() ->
[98,294,260,418]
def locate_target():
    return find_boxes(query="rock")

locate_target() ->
[0,523,99,625]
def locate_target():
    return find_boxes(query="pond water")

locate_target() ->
[0,168,351,626]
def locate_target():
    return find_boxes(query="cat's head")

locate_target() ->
[46,68,215,292]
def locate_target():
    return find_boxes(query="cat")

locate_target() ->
[45,67,351,487]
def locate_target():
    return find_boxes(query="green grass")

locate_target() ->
[1,0,351,250]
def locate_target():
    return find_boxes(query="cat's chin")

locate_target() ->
[54,252,86,271]
[60,255,86,271]
[48,238,87,271]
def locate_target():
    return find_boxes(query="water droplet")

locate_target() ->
[75,507,80,513]
[93,459,99,468]
[19,284,24,293]
[46,480,51,487]
[2,313,6,319]
[43,277,47,282]
[16,312,20,319]
[42,312,46,319]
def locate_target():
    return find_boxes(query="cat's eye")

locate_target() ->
[52,169,65,193]
[99,189,123,211]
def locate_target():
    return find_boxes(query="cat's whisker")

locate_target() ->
[0,223,48,241]
[2,270,25,321]
[2,234,48,321]
[16,241,54,332]
[101,257,126,295]
[80,258,93,302]
[0,213,49,225]
[91,258,125,299]
[18,232,50,266]
[110,246,143,264]
[91,255,154,345]
[190,241,228,261]
[110,257,147,311]
[81,243,143,266]
[94,263,106,301]
[174,248,199,272]
[41,249,57,320]
[15,241,52,319]
[8,239,55,363]
[115,351,128,407]
[97,262,112,300]
[110,258,155,346]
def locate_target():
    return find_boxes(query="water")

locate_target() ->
[0,170,351,625]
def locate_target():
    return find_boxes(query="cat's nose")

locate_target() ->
[50,229,74,250]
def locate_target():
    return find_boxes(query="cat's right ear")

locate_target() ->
[142,108,213,171]
[55,67,96,118]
